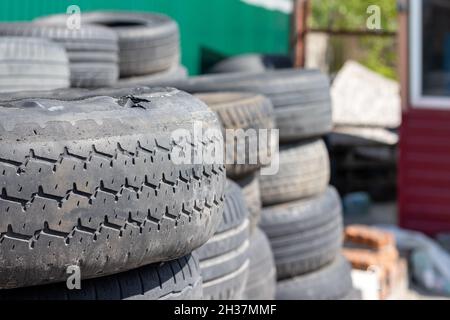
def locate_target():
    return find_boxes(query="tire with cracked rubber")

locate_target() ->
[195,92,276,178]
[168,69,332,142]
[235,172,262,234]
[0,37,70,92]
[259,139,330,206]
[0,88,226,289]
[261,186,343,279]
[0,254,202,300]
[276,255,353,300]
[38,11,180,77]
[0,22,119,88]
[244,228,276,300]
[196,180,250,300]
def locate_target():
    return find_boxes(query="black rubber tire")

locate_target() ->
[259,139,330,206]
[244,228,276,300]
[167,69,332,142]
[0,37,70,92]
[195,92,276,179]
[116,65,187,87]
[0,22,119,88]
[0,254,202,300]
[235,172,262,235]
[261,186,343,279]
[209,54,292,74]
[196,180,250,300]
[62,11,180,77]
[0,88,226,289]
[276,255,353,300]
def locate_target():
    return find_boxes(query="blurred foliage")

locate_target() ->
[309,0,398,79]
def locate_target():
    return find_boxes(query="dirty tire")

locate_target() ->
[0,254,202,300]
[0,37,70,92]
[0,88,226,289]
[196,180,250,300]
[261,186,343,279]
[169,70,332,142]
[63,11,180,77]
[276,255,353,300]
[0,22,119,88]
[260,139,330,206]
[244,228,276,300]
[117,65,187,87]
[195,92,276,178]
[235,172,262,234]
[209,54,292,73]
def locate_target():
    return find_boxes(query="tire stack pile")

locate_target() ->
[170,69,358,300]
[0,88,233,300]
[36,11,187,87]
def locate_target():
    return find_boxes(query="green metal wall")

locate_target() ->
[0,1,290,74]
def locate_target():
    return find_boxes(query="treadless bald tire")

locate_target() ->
[168,69,332,142]
[195,92,276,179]
[43,11,180,77]
[276,255,353,300]
[259,139,330,206]
[117,65,187,87]
[235,172,262,234]
[244,228,276,300]
[0,88,226,289]
[0,37,70,92]
[261,186,343,279]
[209,54,292,74]
[196,181,250,300]
[0,254,202,300]
[1,22,119,88]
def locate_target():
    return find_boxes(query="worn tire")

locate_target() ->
[196,181,250,300]
[195,92,276,178]
[235,172,262,234]
[116,65,187,87]
[261,186,343,279]
[260,139,330,206]
[209,54,292,73]
[169,70,332,142]
[0,37,70,92]
[0,22,119,88]
[0,88,226,289]
[276,255,353,300]
[244,228,276,300]
[0,254,202,300]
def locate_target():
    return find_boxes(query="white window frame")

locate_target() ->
[410,0,450,109]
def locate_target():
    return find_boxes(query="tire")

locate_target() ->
[47,11,180,77]
[260,186,343,279]
[195,92,276,178]
[0,88,226,289]
[168,69,332,142]
[235,172,262,234]
[244,228,276,300]
[276,255,353,300]
[116,65,187,87]
[209,54,292,73]
[259,139,330,206]
[0,37,70,92]
[0,22,119,88]
[196,180,250,300]
[0,254,202,300]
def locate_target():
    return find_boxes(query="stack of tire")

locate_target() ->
[193,92,278,300]
[36,11,187,87]
[168,69,357,300]
[0,87,231,300]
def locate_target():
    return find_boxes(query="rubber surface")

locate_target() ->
[209,54,292,73]
[235,172,262,234]
[259,139,330,206]
[0,254,202,300]
[0,88,226,289]
[261,186,343,279]
[116,65,187,87]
